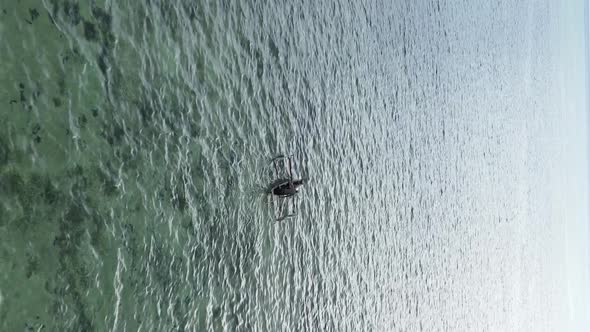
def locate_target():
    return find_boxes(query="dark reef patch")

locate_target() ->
[101,122,126,146]
[24,8,39,24]
[0,136,9,166]
[268,38,280,62]
[91,6,112,33]
[52,97,62,107]
[1,171,24,196]
[19,83,26,103]
[53,215,95,332]
[31,124,42,144]
[63,1,81,26]
[57,76,66,95]
[29,8,39,22]
[78,115,87,128]
[32,124,41,135]
[65,203,86,226]
[83,21,98,41]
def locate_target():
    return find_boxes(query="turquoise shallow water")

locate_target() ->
[0,0,579,331]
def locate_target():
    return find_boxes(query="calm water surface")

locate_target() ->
[0,0,570,331]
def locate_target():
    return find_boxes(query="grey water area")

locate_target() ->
[0,0,582,331]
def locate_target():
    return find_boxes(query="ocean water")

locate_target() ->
[0,0,576,331]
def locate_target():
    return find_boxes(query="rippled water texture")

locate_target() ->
[0,0,574,331]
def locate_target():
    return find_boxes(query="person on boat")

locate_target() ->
[272,179,305,197]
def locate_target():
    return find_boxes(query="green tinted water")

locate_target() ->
[0,0,581,331]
